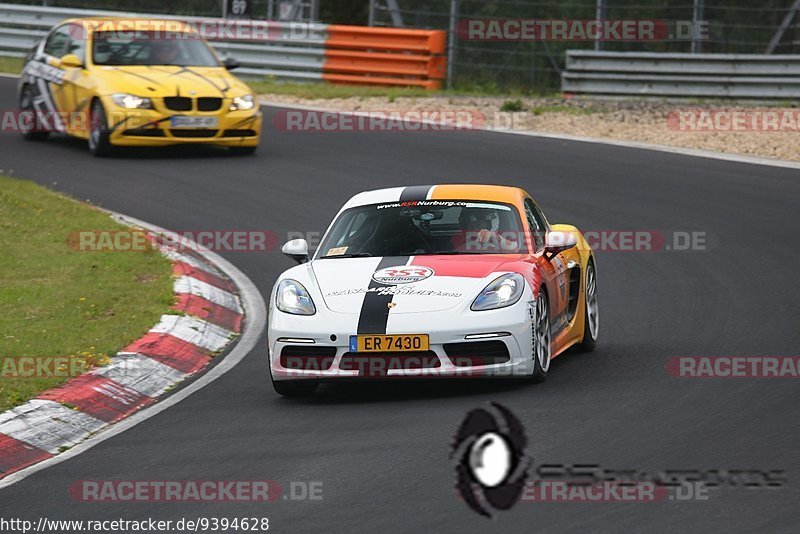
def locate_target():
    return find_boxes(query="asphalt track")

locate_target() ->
[1,75,799,533]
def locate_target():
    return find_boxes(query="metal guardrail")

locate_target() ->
[0,2,445,88]
[563,50,800,99]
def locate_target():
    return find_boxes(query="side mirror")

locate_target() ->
[544,231,577,260]
[59,54,84,69]
[282,238,309,264]
[223,57,240,70]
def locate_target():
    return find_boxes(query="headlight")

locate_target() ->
[230,94,255,111]
[276,279,316,315]
[471,273,525,311]
[111,93,152,109]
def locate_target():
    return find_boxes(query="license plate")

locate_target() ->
[349,334,429,353]
[170,116,218,128]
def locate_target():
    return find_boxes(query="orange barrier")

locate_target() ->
[323,25,447,90]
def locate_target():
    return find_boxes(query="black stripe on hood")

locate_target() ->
[356,256,409,334]
[355,185,433,335]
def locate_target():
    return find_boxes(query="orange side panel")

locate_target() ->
[324,50,446,79]
[326,25,447,54]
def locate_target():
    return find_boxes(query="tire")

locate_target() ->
[229,146,257,156]
[529,289,551,382]
[88,99,114,157]
[19,85,49,141]
[272,379,318,397]
[577,259,599,352]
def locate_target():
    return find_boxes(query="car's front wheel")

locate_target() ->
[88,99,114,157]
[19,85,49,141]
[577,260,599,352]
[529,290,551,382]
[272,379,318,397]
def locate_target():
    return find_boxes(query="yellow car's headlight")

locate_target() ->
[111,94,153,109]
[230,94,255,111]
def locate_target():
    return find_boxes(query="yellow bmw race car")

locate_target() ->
[17,18,262,156]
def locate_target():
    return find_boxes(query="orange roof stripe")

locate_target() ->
[429,184,524,204]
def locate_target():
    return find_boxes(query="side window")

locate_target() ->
[66,24,85,62]
[524,198,547,251]
[43,25,71,58]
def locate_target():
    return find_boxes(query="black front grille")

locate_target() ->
[163,97,192,111]
[222,129,257,137]
[169,129,218,138]
[122,128,165,137]
[339,351,440,376]
[197,97,222,111]
[444,341,511,367]
[280,346,336,371]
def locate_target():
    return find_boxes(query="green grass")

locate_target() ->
[0,175,174,412]
[248,78,432,100]
[0,55,23,75]
[247,77,558,100]
[500,99,525,112]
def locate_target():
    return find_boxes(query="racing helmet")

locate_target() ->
[458,207,500,232]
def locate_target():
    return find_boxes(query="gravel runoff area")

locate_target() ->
[260,94,800,163]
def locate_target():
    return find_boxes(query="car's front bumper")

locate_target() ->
[269,301,536,381]
[101,98,262,147]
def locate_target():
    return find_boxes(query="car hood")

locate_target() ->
[95,65,250,98]
[312,255,530,314]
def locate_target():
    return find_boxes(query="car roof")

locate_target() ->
[343,184,528,210]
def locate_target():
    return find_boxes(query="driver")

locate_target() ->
[452,207,518,252]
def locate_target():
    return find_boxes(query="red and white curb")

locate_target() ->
[0,220,250,481]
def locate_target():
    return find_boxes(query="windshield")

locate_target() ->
[91,31,219,67]
[317,200,528,258]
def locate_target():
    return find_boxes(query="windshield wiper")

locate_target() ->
[320,253,373,259]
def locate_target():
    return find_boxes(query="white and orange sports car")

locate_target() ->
[268,185,598,396]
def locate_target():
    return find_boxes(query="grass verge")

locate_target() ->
[0,55,23,75]
[0,175,174,412]
[248,78,432,100]
[248,78,558,100]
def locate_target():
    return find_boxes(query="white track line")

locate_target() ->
[0,211,268,490]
